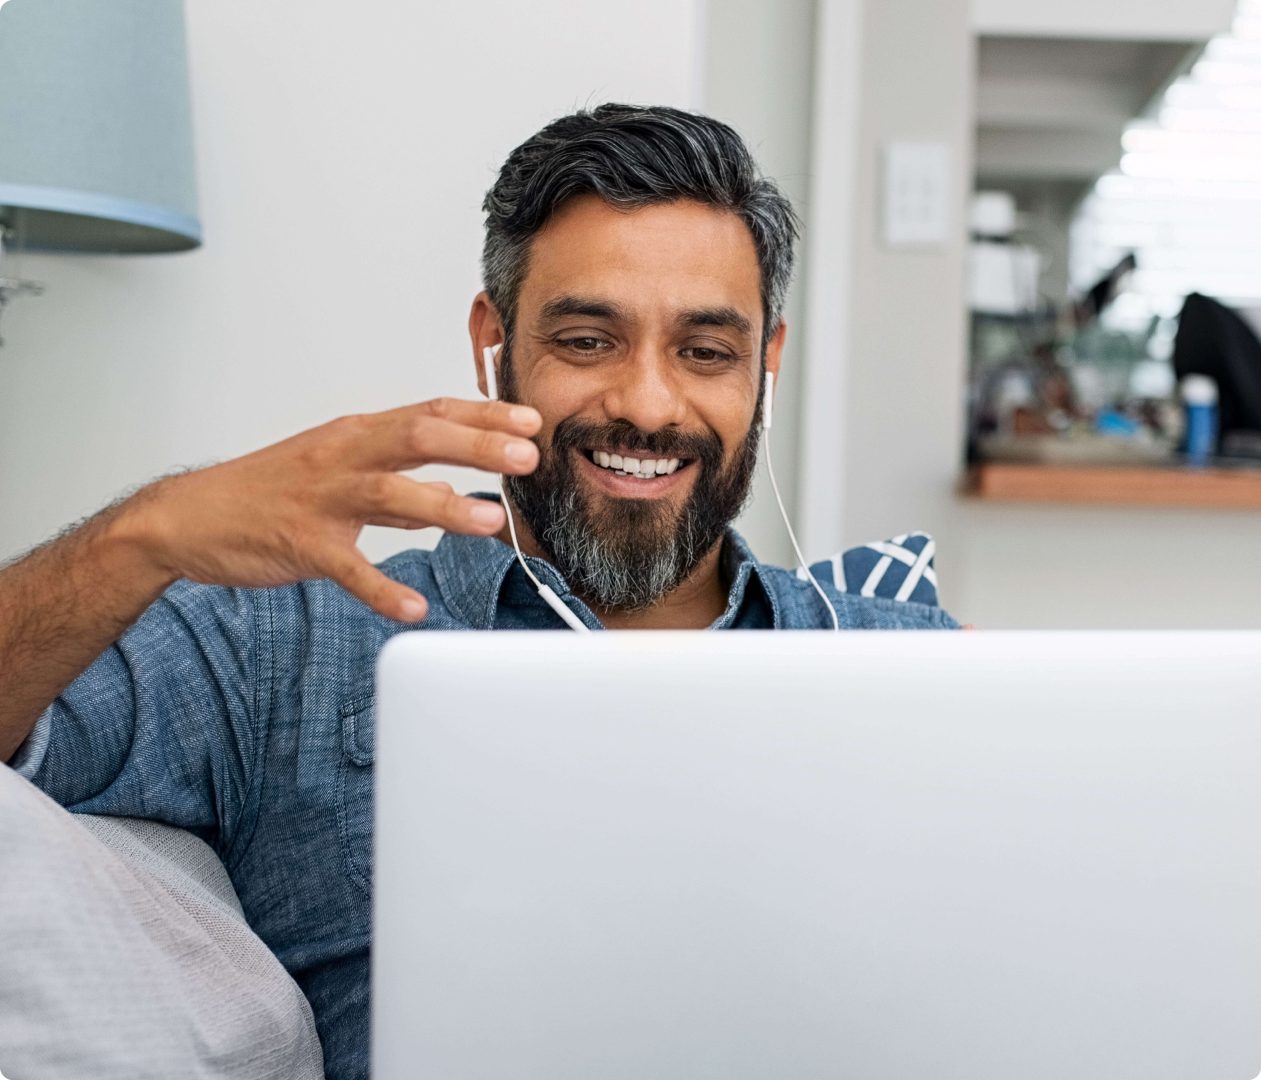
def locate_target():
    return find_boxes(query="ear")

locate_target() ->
[764,318,787,389]
[759,319,789,420]
[468,291,505,399]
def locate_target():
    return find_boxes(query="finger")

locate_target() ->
[362,515,431,530]
[385,398,541,445]
[413,397,542,435]
[361,481,461,530]
[356,476,506,535]
[350,399,540,471]
[374,414,540,474]
[321,547,429,623]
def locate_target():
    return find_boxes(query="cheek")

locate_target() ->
[526,352,759,451]
[527,373,593,461]
[522,356,599,426]
[694,386,759,457]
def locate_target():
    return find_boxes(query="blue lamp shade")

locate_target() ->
[0,0,201,253]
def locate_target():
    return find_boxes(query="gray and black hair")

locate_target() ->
[481,103,800,351]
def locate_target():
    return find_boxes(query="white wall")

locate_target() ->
[835,0,974,588]
[0,0,701,565]
[703,0,817,566]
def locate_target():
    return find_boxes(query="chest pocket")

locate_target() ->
[336,696,375,896]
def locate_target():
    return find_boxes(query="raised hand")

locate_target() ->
[137,398,541,622]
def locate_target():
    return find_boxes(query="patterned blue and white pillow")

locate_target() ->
[803,532,940,607]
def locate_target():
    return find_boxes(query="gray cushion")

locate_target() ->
[0,765,325,1080]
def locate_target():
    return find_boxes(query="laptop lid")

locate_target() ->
[373,631,1261,1080]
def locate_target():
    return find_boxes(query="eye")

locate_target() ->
[556,336,609,354]
[682,345,737,364]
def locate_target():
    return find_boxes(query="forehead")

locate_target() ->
[518,194,762,327]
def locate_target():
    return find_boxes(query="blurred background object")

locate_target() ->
[1173,293,1261,456]
[969,0,1261,478]
[0,0,200,343]
[968,190,1044,316]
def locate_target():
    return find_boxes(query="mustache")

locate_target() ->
[549,417,723,465]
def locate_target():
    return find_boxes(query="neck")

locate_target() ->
[493,496,730,630]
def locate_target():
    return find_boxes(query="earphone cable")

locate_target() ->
[482,343,590,633]
[764,433,840,631]
[499,481,592,634]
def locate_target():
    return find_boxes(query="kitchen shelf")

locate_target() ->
[967,462,1261,510]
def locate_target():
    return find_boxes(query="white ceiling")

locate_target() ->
[972,1,1236,195]
[976,36,1198,185]
[972,0,1236,42]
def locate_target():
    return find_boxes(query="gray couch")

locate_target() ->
[0,765,325,1080]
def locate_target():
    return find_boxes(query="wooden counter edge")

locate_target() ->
[964,462,1261,510]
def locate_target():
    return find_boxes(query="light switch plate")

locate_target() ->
[882,141,953,248]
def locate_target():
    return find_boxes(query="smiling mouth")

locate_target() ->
[582,448,692,480]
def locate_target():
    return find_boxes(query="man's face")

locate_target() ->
[492,194,782,612]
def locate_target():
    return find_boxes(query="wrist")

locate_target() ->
[99,479,184,593]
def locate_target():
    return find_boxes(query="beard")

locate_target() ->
[501,350,762,613]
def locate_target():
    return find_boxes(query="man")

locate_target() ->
[0,105,957,1079]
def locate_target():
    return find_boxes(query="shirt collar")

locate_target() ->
[429,494,782,630]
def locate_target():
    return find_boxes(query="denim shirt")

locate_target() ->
[12,522,957,1080]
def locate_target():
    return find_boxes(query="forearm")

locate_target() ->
[0,484,178,763]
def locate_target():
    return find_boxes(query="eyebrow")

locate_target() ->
[677,306,753,337]
[538,295,628,323]
[539,295,754,338]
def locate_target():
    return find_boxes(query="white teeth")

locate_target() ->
[589,452,684,477]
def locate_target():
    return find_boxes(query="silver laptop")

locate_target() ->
[373,631,1261,1080]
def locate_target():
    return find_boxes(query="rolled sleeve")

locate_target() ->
[17,579,266,856]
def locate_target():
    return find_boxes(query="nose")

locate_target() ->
[600,348,688,434]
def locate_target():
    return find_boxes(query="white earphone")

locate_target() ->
[482,344,591,632]
[762,369,840,630]
[480,345,838,632]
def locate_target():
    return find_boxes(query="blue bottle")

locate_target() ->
[1180,375,1219,468]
